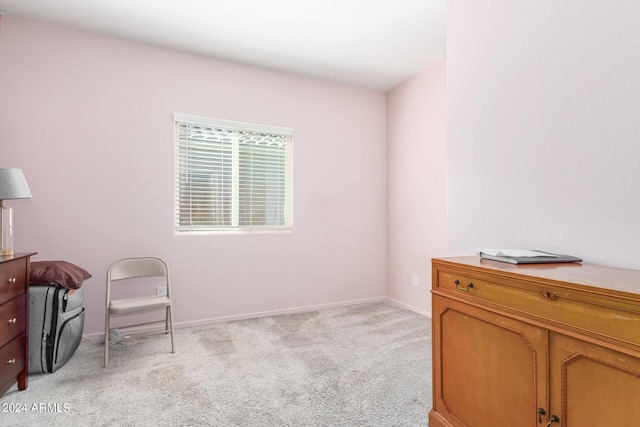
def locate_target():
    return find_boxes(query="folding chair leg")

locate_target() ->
[104,311,110,368]
[168,306,175,353]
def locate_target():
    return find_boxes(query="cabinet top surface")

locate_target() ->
[434,256,640,299]
[0,252,37,264]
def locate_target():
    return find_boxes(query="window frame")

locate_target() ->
[174,113,293,234]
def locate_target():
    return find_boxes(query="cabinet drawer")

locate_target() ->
[0,333,25,390]
[0,258,27,305]
[0,295,26,346]
[436,269,640,348]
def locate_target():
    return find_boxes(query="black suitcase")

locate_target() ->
[28,285,85,373]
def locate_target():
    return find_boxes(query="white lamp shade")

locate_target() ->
[0,169,32,200]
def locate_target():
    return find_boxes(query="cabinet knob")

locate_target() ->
[6,318,17,324]
[7,277,17,284]
[541,291,559,301]
[538,408,546,423]
[5,358,16,365]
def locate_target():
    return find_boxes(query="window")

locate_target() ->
[174,114,292,232]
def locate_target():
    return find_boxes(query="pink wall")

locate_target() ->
[386,57,447,316]
[446,1,640,269]
[0,16,388,334]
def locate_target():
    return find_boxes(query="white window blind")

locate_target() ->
[174,114,292,232]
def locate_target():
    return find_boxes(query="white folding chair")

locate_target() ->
[104,257,175,367]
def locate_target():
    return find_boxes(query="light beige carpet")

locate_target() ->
[3,301,431,426]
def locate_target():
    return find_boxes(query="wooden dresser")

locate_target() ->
[0,253,35,397]
[430,256,640,427]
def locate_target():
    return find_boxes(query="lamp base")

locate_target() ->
[0,206,15,257]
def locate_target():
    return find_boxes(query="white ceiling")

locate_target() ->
[0,0,446,91]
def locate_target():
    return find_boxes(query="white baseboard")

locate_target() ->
[385,297,432,318]
[85,296,389,339]
[175,296,389,330]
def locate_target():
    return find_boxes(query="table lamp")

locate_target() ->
[0,169,32,256]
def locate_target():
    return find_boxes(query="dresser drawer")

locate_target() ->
[0,258,27,306]
[436,269,640,348]
[0,295,26,347]
[0,333,25,391]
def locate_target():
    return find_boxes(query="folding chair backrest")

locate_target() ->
[108,257,168,281]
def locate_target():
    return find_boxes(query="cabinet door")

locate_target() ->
[549,333,640,427]
[432,295,548,427]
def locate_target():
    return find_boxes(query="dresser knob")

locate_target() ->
[7,318,17,324]
[5,359,16,365]
[6,277,17,284]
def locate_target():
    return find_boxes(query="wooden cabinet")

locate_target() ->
[0,253,35,397]
[430,256,640,427]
